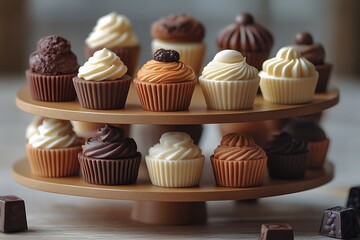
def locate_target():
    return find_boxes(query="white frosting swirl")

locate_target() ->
[28,118,78,149]
[148,132,203,160]
[201,50,258,81]
[85,12,139,48]
[78,48,127,81]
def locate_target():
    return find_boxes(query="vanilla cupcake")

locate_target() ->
[85,12,140,76]
[145,132,205,188]
[73,48,132,110]
[26,118,82,177]
[211,133,267,187]
[259,47,318,104]
[199,50,260,110]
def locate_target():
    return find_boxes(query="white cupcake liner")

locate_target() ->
[145,156,205,188]
[199,76,260,110]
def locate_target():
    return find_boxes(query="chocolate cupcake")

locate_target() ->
[78,125,141,185]
[26,35,79,102]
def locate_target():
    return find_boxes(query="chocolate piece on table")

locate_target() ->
[259,223,294,240]
[346,186,360,215]
[319,206,359,239]
[0,196,28,233]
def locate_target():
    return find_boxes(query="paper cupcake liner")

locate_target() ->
[315,64,332,92]
[308,138,330,169]
[267,152,309,179]
[145,156,205,188]
[26,144,81,177]
[134,79,196,111]
[259,71,319,104]
[78,152,141,185]
[210,156,267,188]
[73,75,132,110]
[85,45,140,77]
[199,77,260,110]
[26,70,77,102]
[152,39,205,76]
[240,50,271,71]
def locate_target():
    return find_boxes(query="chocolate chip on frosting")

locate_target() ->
[153,49,180,62]
[294,32,314,45]
[235,13,255,25]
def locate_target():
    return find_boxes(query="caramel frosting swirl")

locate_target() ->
[265,132,308,155]
[291,32,325,65]
[151,13,205,42]
[213,134,266,161]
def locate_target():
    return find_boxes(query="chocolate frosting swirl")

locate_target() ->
[82,125,137,159]
[291,32,325,65]
[151,13,205,42]
[29,35,79,75]
[282,119,327,142]
[265,132,308,155]
[216,13,273,52]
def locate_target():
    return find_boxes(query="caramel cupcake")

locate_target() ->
[78,125,141,185]
[199,49,260,110]
[85,12,140,77]
[265,132,309,179]
[151,13,205,75]
[211,134,267,187]
[259,47,319,104]
[145,132,205,188]
[134,49,196,111]
[216,13,273,71]
[26,35,79,102]
[26,118,82,177]
[73,48,132,110]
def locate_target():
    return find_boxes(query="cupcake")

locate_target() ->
[134,49,196,111]
[26,35,79,102]
[199,49,260,110]
[85,12,140,76]
[291,32,332,92]
[73,48,132,110]
[151,13,205,75]
[259,47,319,104]
[283,118,329,169]
[145,132,205,188]
[78,125,141,185]
[26,118,82,177]
[265,132,309,179]
[211,133,267,187]
[216,13,273,71]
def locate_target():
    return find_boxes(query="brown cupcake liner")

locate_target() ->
[26,144,81,177]
[267,152,309,179]
[73,75,132,110]
[210,156,267,188]
[308,139,330,169]
[78,152,141,185]
[133,79,196,112]
[85,45,140,77]
[26,70,77,102]
[315,63,332,92]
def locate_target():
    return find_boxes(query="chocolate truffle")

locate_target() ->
[259,223,294,240]
[0,196,28,233]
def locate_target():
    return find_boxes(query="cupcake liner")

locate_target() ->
[240,50,271,71]
[199,76,260,110]
[73,75,132,110]
[26,70,77,102]
[267,152,309,179]
[145,156,205,188]
[308,138,330,169]
[78,152,141,185]
[315,63,332,92]
[134,79,196,111]
[26,144,81,177]
[210,156,267,187]
[152,39,205,76]
[259,71,319,104]
[85,45,140,77]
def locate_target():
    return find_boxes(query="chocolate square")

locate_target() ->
[259,223,294,240]
[0,196,28,233]
[319,206,359,239]
[346,186,360,215]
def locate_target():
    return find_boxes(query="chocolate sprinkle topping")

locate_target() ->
[154,49,180,62]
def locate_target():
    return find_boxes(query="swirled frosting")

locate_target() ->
[265,132,308,155]
[261,47,316,78]
[201,50,258,80]
[291,32,325,65]
[213,133,266,161]
[148,132,203,160]
[28,118,78,149]
[85,12,139,48]
[82,125,137,159]
[216,13,273,52]
[151,13,205,42]
[77,48,127,81]
[283,119,327,142]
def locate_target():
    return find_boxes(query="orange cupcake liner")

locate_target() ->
[267,152,309,179]
[308,139,330,169]
[315,63,332,92]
